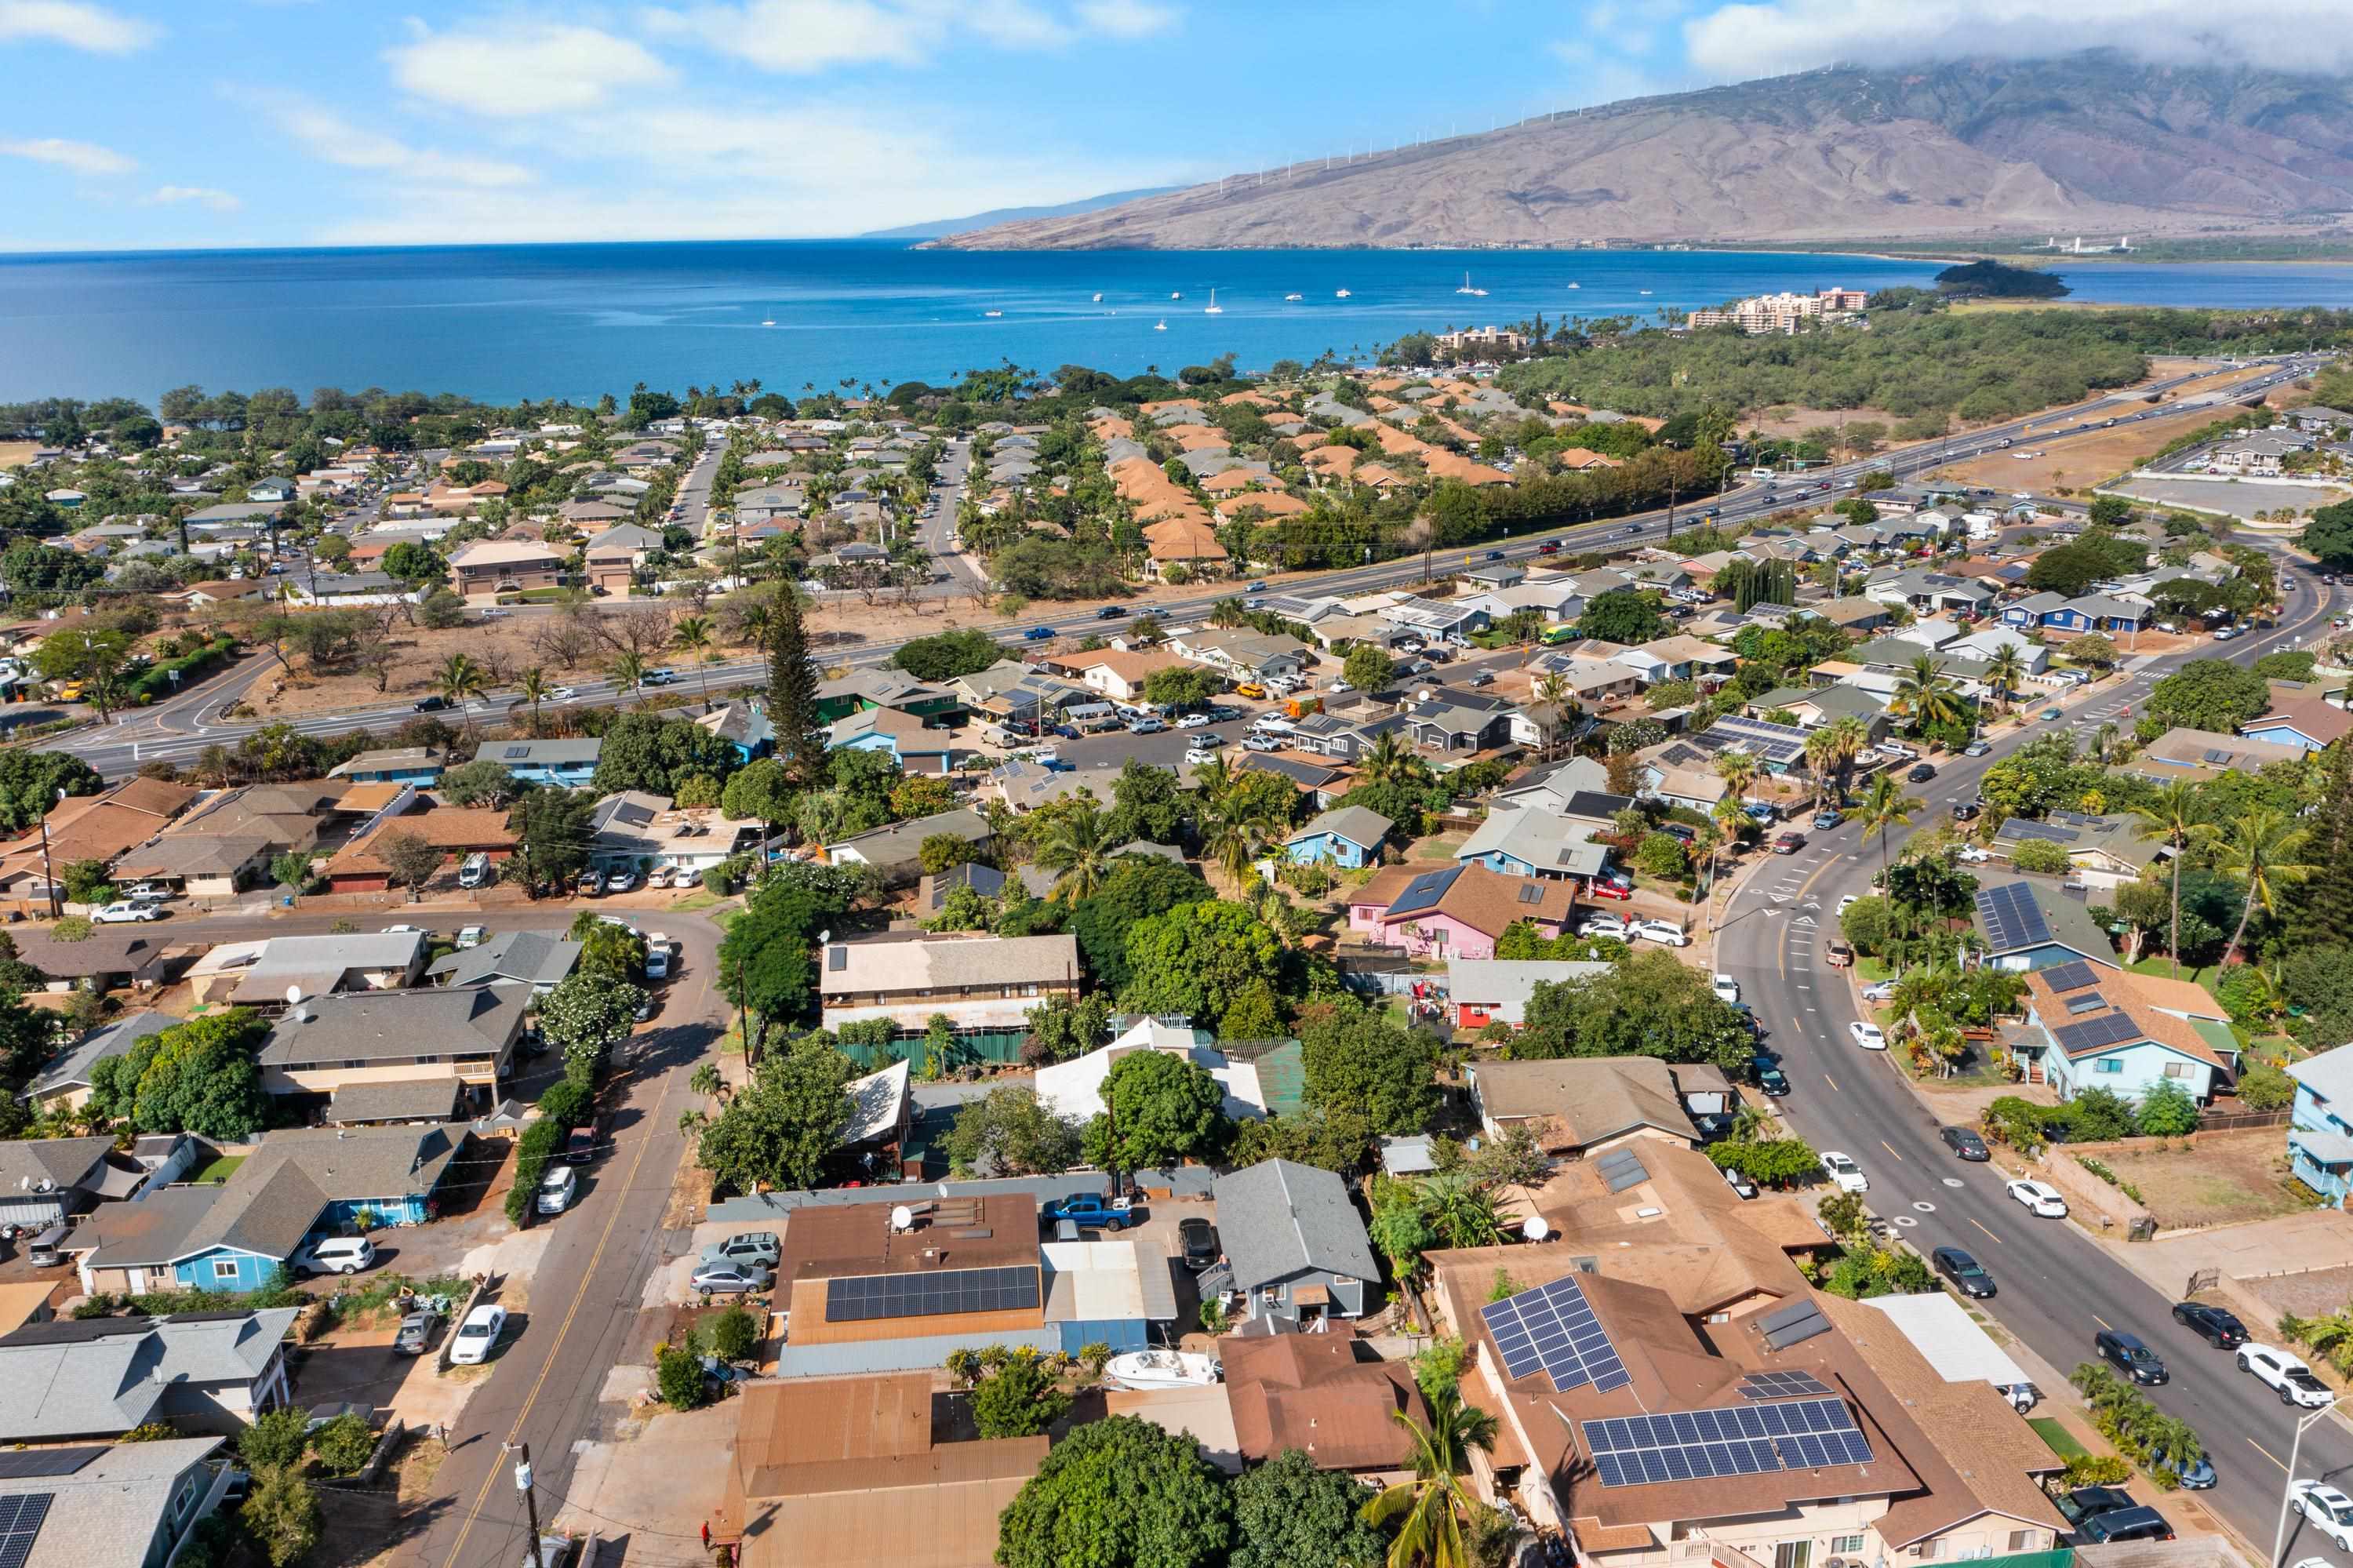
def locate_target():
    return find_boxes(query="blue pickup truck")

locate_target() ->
[1039,1195,1145,1231]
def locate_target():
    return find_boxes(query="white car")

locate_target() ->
[449,1304,507,1366]
[645,933,673,981]
[549,686,577,702]
[1175,714,1209,729]
[1955,846,1992,863]
[1819,1151,1869,1193]
[1849,1021,1887,1050]
[1632,920,1689,947]
[2293,1483,2353,1550]
[1183,748,1217,766]
[2005,1179,2068,1217]
[2244,1346,2337,1409]
[456,925,487,949]
[1577,914,1630,940]
[1860,980,1897,1002]
[1712,974,1740,1003]
[1837,895,1859,915]
[91,902,165,923]
[1326,679,1354,694]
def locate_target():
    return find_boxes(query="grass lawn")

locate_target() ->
[2028,1417,2088,1462]
[1410,835,1466,862]
[671,890,723,913]
[1858,957,1897,983]
[707,906,742,932]
[191,1155,244,1184]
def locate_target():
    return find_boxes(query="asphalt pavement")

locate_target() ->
[1715,544,2349,1561]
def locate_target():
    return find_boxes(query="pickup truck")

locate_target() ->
[2238,1343,2335,1408]
[1039,1195,1145,1231]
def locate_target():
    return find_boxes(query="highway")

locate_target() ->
[1714,539,2348,1560]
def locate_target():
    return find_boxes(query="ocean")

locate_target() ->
[2,240,2351,406]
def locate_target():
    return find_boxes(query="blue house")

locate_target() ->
[329,747,446,788]
[2000,591,2067,630]
[2038,595,2148,635]
[2288,1046,2353,1206]
[2238,698,2353,755]
[2017,964,2229,1107]
[475,737,602,788]
[695,700,774,764]
[1972,880,2119,973]
[1285,806,1392,869]
[826,708,951,775]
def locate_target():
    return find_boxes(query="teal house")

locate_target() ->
[2015,962,2233,1108]
[1285,806,1392,870]
[2288,1045,2353,1207]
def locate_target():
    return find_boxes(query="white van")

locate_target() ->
[457,853,492,890]
[1748,467,1777,481]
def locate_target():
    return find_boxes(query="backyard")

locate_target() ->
[2089,1132,2317,1229]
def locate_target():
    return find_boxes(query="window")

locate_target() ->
[1915,1543,1943,1562]
[2095,1058,2124,1075]
[1773,1544,1810,1568]
[213,1259,242,1281]
[1831,1539,1866,1555]
[2006,1533,2038,1553]
[2163,1061,2191,1079]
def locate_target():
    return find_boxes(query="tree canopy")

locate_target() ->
[996,1416,1234,1568]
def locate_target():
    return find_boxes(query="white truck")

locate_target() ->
[2239,1344,2335,1408]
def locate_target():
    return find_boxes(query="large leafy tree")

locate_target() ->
[506,787,595,895]
[1068,857,1215,991]
[539,970,646,1086]
[996,1415,1234,1568]
[1082,1050,1228,1172]
[2147,659,2270,733]
[1231,1449,1387,1568]
[1515,949,1754,1071]
[1118,899,1285,1031]
[716,861,860,1054]
[1106,758,1189,846]
[1577,588,1667,645]
[1298,1005,1441,1135]
[695,1035,855,1193]
[0,750,101,832]
[588,713,744,798]
[969,1352,1071,1439]
[891,628,1002,683]
[118,1011,272,1140]
[944,1086,1082,1177]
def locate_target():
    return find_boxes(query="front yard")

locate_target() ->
[2089,1132,2317,1229]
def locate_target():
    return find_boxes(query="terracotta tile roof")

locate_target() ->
[2023,967,2227,1069]
[1218,491,1308,518]
[1222,1322,1426,1470]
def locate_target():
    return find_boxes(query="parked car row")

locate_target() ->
[1575,914,1689,947]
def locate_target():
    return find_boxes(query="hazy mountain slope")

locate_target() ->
[860,185,1184,239]
[932,53,2353,249]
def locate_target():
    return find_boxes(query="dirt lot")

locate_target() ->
[2095,1132,2314,1230]
[1926,362,2288,496]
[310,1431,453,1568]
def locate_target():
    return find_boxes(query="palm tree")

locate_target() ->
[1823,715,1871,803]
[2130,781,2213,978]
[1362,731,1417,790]
[1416,1171,1506,1248]
[1802,727,1841,811]
[1362,1388,1500,1568]
[515,666,551,736]
[1891,653,1963,739]
[672,614,717,708]
[1855,773,1921,890]
[1035,806,1115,900]
[1533,671,1571,708]
[1713,748,1758,809]
[1208,597,1247,628]
[435,653,488,710]
[2214,806,2315,967]
[609,649,648,694]
[1982,644,2027,716]
[1204,804,1268,892]
[1190,753,1236,811]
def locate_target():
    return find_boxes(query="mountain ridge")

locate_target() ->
[860,185,1184,240]
[929,53,2353,250]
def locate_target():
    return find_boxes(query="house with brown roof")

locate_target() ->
[717,1373,1048,1568]
[1223,1321,1424,1479]
[2013,965,2235,1106]
[322,805,516,893]
[1042,646,1184,703]
[0,777,201,904]
[109,780,347,900]
[1467,1057,1707,1157]
[1344,863,1576,960]
[446,539,564,602]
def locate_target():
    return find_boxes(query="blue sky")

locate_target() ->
[0,0,2337,253]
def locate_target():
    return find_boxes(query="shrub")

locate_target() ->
[242,1464,322,1568]
[2064,1454,2133,1487]
[2010,839,2072,875]
[2136,1077,2200,1137]
[2236,1060,2297,1112]
[970,1352,1071,1439]
[307,1413,377,1475]
[504,1117,566,1224]
[707,1304,760,1362]
[656,1344,707,1410]
[238,1408,311,1472]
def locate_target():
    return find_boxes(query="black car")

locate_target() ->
[1907,762,1937,783]
[2096,1329,2169,1384]
[1931,1246,1996,1298]
[1749,1057,1791,1097]
[2171,1301,2249,1348]
[1177,1217,1221,1271]
[412,695,447,712]
[1096,605,1129,620]
[2078,1508,2174,1545]
[1940,1126,1991,1162]
[1951,801,1980,821]
[2054,1486,2139,1530]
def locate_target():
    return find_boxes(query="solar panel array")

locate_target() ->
[1975,883,2050,952]
[0,1494,51,1568]
[1582,1399,1874,1488]
[2065,993,2110,1015]
[2001,818,2079,845]
[1482,1276,1630,1394]
[0,1452,96,1483]
[2055,1011,2144,1053]
[1739,1370,1834,1400]
[824,1265,1040,1322]
[1393,867,1461,912]
[1595,1148,1652,1194]
[2042,960,2100,995]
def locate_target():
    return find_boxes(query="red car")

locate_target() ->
[1773,831,1806,855]
[1588,879,1633,900]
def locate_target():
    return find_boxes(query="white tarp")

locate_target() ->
[1860,1292,2031,1388]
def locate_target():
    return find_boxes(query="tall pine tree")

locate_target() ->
[2292,740,2353,944]
[766,590,830,786]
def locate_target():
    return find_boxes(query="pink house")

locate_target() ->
[1347,863,1577,961]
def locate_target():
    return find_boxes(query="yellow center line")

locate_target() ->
[1821,1072,1840,1093]
[439,1024,688,1568]
[1969,1217,2003,1246]
[2247,1436,2288,1474]
[1879,1140,1905,1163]
[2092,1313,2114,1332]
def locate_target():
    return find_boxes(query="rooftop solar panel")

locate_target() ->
[0,1450,98,1481]
[2066,993,2110,1015]
[1482,1275,1630,1395]
[2042,960,2099,995]
[1975,882,2051,953]
[823,1265,1040,1323]
[1738,1371,1834,1400]
[2056,1011,2144,1053]
[0,1493,52,1568]
[2002,818,2078,844]
[1602,1155,1651,1193]
[1582,1398,1871,1488]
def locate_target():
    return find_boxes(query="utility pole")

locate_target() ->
[510,1442,545,1568]
[37,788,62,919]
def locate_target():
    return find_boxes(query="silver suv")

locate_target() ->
[700,1231,781,1270]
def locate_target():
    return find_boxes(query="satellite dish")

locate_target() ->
[889,1205,915,1232]
[285,984,305,1006]
[1522,1215,1551,1242]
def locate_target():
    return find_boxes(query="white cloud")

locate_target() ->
[387,21,674,118]
[260,98,533,187]
[0,0,155,53]
[1073,0,1176,37]
[646,0,1176,71]
[0,135,134,174]
[1681,0,2353,78]
[149,184,241,211]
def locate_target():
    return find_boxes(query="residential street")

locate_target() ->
[1716,542,2350,1560]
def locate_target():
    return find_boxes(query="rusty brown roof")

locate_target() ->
[1222,1321,1425,1471]
[777,1195,1039,1282]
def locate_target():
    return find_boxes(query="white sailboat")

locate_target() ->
[1456,271,1487,297]
[1091,292,1104,302]
[1283,292,1304,301]
[1334,287,1351,298]
[1638,289,1653,296]
[982,309,1003,318]
[1203,288,1223,315]
[1104,1349,1221,1390]
[1153,319,1167,331]
[1566,282,1580,289]
[1169,290,1183,300]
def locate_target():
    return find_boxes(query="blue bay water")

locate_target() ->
[2,240,2351,406]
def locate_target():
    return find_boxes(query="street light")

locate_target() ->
[2270,1398,2345,1566]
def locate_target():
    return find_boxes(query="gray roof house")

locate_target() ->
[0,1310,297,1439]
[1208,1159,1380,1328]
[256,982,533,1102]
[0,1433,234,1568]
[20,1010,179,1109]
[427,930,582,993]
[1972,880,2120,973]
[825,807,993,875]
[0,1137,140,1231]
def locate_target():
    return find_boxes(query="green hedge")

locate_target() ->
[129,636,237,704]
[502,1118,566,1225]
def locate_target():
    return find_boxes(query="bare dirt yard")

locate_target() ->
[2096,1132,2315,1230]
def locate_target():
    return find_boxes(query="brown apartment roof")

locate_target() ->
[776,1195,1039,1282]
[1475,1057,1693,1150]
[1383,863,1576,938]
[1223,1321,1425,1471]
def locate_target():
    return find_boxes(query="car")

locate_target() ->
[2241,1344,2335,1407]
[2095,1330,2169,1385]
[1206,706,1242,722]
[1632,919,1689,947]
[1022,626,1055,642]
[1721,1164,1758,1199]
[1955,845,1992,863]
[1246,580,1267,591]
[1812,809,1844,830]
[394,1306,443,1355]
[1241,735,1281,751]
[456,925,487,949]
[1907,762,1937,783]
[536,1164,577,1216]
[1742,802,1777,824]
[700,1231,783,1270]
[2160,1450,2218,1490]
[1042,1194,1144,1231]
[1818,1151,1867,1193]
[1951,801,1980,821]
[91,901,165,922]
[643,668,675,685]
[1537,542,1562,555]
[1711,974,1740,1003]
[293,1235,377,1278]
[1129,718,1167,735]
[1484,549,1507,561]
[1176,713,1209,729]
[646,866,674,890]
[2040,707,2064,721]
[1773,832,1806,855]
[645,935,674,981]
[603,868,638,894]
[691,1262,773,1296]
[2293,1482,2353,1551]
[1183,748,1217,766]
[548,686,576,702]
[1326,678,1354,695]
[1178,1217,1221,1270]
[1750,1057,1791,1096]
[2078,1507,2175,1545]
[1096,606,1129,620]
[1964,740,1991,757]
[1940,1126,1991,1162]
[2213,626,2242,642]
[449,1304,507,1365]
[1849,1021,1886,1050]
[1660,822,1697,845]
[458,852,493,890]
[1931,1246,1996,1298]
[122,882,173,904]
[1589,875,1633,900]
[412,695,447,712]
[1860,980,1897,1002]
[1825,940,1854,968]
[1621,525,1640,537]
[1837,894,1859,916]
[2006,1178,2068,1217]
[633,995,656,1023]
[2170,1301,2248,1348]
[2054,1486,2139,1530]
[1577,914,1630,940]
